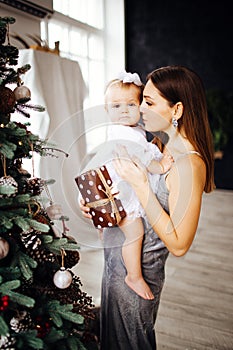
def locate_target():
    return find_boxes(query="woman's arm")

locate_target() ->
[114,150,206,256]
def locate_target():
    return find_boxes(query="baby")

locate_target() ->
[102,71,173,299]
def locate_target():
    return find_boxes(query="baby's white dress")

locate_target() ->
[105,124,163,219]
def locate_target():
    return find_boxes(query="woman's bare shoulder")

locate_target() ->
[166,153,206,192]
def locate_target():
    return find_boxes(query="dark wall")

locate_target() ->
[125,0,232,91]
[125,0,233,190]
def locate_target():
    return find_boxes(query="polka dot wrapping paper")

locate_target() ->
[75,165,126,228]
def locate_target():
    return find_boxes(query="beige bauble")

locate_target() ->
[14,85,31,103]
[0,238,10,259]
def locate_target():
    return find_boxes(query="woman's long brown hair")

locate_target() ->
[148,65,215,193]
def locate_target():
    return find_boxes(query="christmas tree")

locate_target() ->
[0,17,97,349]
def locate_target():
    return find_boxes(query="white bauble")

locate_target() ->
[53,267,72,289]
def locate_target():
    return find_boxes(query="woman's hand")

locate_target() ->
[113,145,148,190]
[79,198,92,219]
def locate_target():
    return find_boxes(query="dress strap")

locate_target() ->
[176,150,202,160]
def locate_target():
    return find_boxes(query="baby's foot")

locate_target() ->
[125,275,154,300]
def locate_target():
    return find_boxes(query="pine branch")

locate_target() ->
[47,300,84,327]
[67,336,88,350]
[0,267,21,280]
[43,327,65,343]
[17,330,43,349]
[42,236,79,255]
[25,218,50,232]
[17,251,37,280]
[17,64,31,75]
[0,140,17,158]
[16,102,46,113]
[0,279,35,307]
[0,314,9,336]
[0,184,17,196]
[7,290,35,307]
[2,68,18,85]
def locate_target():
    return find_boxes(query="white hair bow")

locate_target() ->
[117,70,142,86]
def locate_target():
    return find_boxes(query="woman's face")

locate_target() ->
[140,79,174,132]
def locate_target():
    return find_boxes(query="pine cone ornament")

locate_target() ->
[0,44,19,66]
[57,249,80,269]
[30,247,55,263]
[56,275,95,318]
[56,235,80,268]
[0,334,16,349]
[26,177,44,196]
[21,229,55,263]
[10,310,33,333]
[21,229,41,250]
[0,175,18,197]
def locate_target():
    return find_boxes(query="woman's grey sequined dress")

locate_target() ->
[100,174,170,350]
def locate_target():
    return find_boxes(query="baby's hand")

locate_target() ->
[160,154,174,173]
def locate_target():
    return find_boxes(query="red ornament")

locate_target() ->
[35,316,51,338]
[0,295,9,311]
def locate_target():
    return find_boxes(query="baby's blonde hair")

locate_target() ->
[104,79,144,105]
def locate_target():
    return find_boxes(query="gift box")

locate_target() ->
[75,165,126,228]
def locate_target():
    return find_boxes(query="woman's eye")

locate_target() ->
[146,101,153,106]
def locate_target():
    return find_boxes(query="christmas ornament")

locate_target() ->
[0,295,9,311]
[53,267,73,289]
[21,229,41,250]
[33,206,52,226]
[53,249,72,289]
[46,203,63,220]
[57,234,80,268]
[0,26,7,45]
[31,247,55,263]
[35,316,51,338]
[10,310,33,333]
[0,175,18,196]
[58,249,80,269]
[0,334,16,349]
[0,237,10,259]
[21,229,55,263]
[0,86,16,114]
[26,177,44,196]
[14,85,31,103]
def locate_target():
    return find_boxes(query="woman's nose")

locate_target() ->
[140,102,146,113]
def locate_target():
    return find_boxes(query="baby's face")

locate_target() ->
[105,84,141,126]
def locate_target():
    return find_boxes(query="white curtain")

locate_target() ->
[17,49,101,248]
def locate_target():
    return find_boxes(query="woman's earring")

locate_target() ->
[172,117,178,128]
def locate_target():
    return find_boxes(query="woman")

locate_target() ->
[80,65,215,349]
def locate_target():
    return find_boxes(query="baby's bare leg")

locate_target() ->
[119,216,154,300]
